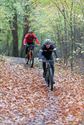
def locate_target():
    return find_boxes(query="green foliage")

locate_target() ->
[0,0,84,59]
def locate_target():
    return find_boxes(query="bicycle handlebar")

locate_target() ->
[39,58,60,63]
[39,59,54,63]
[26,44,38,47]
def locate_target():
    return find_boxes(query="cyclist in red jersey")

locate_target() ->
[23,30,40,66]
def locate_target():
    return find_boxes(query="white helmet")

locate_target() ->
[28,28,33,33]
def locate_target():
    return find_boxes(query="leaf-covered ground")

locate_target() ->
[0,57,84,125]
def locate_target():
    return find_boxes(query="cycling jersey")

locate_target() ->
[23,32,40,45]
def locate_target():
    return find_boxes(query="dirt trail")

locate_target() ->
[0,57,83,125]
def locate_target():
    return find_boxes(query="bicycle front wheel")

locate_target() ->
[45,68,50,87]
[28,50,34,67]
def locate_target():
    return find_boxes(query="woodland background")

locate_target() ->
[0,0,84,72]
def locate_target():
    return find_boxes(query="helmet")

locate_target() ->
[44,39,52,45]
[43,39,52,49]
[28,29,33,33]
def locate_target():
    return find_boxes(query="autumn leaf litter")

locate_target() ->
[0,57,84,125]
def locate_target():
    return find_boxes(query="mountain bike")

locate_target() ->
[43,60,54,91]
[25,44,34,67]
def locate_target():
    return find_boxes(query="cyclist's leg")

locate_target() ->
[50,62,54,76]
[25,45,29,64]
[30,44,34,67]
[49,56,54,76]
[50,61,55,83]
[25,45,28,57]
[42,62,46,77]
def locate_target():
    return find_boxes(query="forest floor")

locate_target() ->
[0,56,84,125]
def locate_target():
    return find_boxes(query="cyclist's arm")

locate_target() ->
[38,49,45,60]
[53,48,58,58]
[38,49,43,59]
[32,33,40,45]
[35,38,40,45]
[23,34,29,45]
[23,38,26,45]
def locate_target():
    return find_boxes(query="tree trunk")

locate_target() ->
[70,1,74,71]
[20,16,29,57]
[10,11,18,57]
[6,32,10,56]
[64,15,68,65]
